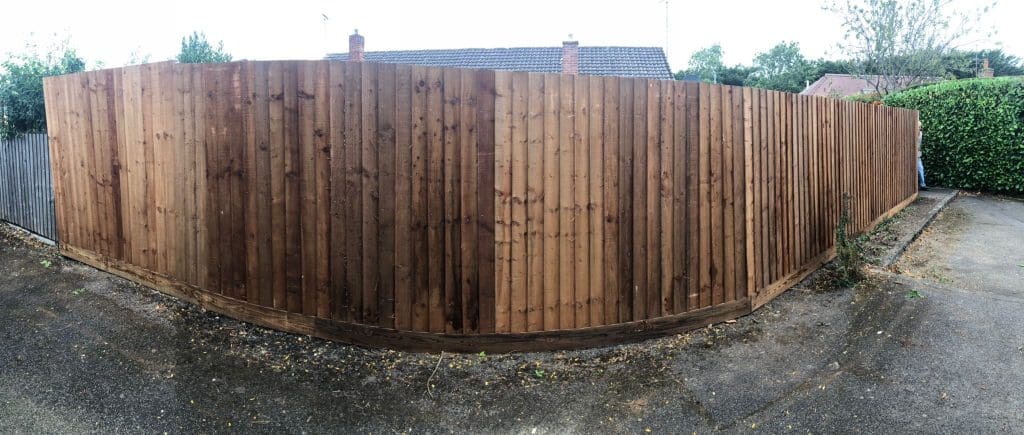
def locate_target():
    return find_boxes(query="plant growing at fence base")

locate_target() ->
[834,194,866,287]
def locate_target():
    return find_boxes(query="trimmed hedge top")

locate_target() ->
[884,77,1024,193]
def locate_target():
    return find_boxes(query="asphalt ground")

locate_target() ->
[2,191,1022,433]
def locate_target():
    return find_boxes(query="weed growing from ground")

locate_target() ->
[834,194,866,287]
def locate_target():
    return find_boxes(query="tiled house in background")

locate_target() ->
[327,31,673,80]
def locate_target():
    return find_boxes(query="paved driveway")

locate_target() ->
[1,193,1022,433]
[897,194,1024,296]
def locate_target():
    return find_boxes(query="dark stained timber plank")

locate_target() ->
[299,61,319,316]
[377,64,397,328]
[602,76,620,325]
[458,69,480,333]
[541,73,560,330]
[344,62,364,322]
[573,75,591,328]
[685,82,700,310]
[617,78,634,323]
[588,76,605,325]
[327,61,347,320]
[361,62,380,324]
[442,67,463,332]
[426,67,444,333]
[493,71,513,333]
[631,78,648,320]
[659,80,674,316]
[475,69,497,334]
[410,66,429,331]
[558,74,575,329]
[697,83,711,308]
[720,85,736,303]
[509,71,529,333]
[525,73,545,332]
[393,64,414,330]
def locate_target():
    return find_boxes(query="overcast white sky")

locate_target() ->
[0,0,1019,71]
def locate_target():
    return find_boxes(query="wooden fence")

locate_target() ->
[42,61,918,351]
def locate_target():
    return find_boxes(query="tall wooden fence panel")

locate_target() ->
[43,61,918,351]
[0,133,58,241]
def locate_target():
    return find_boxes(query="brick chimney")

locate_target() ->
[349,30,365,62]
[561,37,579,75]
[977,57,994,78]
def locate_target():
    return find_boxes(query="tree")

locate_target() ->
[176,31,232,64]
[746,41,812,93]
[943,48,1024,79]
[126,48,151,66]
[682,44,724,83]
[0,41,86,138]
[808,58,855,77]
[826,0,994,96]
[718,65,757,86]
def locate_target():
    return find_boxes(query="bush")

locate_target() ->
[0,44,86,138]
[884,77,1024,193]
[176,32,232,64]
[846,93,882,104]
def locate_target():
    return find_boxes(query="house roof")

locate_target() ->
[325,46,673,79]
[800,73,930,97]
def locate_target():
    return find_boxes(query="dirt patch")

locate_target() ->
[861,193,947,267]
[895,202,970,284]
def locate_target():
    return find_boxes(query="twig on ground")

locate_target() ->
[426,351,444,397]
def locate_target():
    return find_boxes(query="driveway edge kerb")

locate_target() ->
[879,189,958,269]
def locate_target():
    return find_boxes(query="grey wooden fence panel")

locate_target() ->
[0,133,57,241]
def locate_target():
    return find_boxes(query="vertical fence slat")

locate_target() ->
[685,82,700,310]
[721,86,736,303]
[542,73,560,330]
[493,70,512,333]
[558,74,576,329]
[393,64,413,329]
[659,80,674,316]
[574,75,591,327]
[617,77,634,323]
[410,65,429,331]
[671,82,687,314]
[509,71,528,333]
[709,84,724,306]
[440,67,461,332]
[458,68,479,333]
[426,66,445,333]
[588,76,606,325]
[632,79,649,320]
[526,73,545,332]
[475,68,497,334]
[602,76,620,325]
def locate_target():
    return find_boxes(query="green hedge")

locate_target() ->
[884,77,1024,193]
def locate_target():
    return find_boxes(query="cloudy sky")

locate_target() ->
[0,0,1018,71]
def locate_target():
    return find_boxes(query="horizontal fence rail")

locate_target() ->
[0,133,58,241]
[43,61,918,351]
